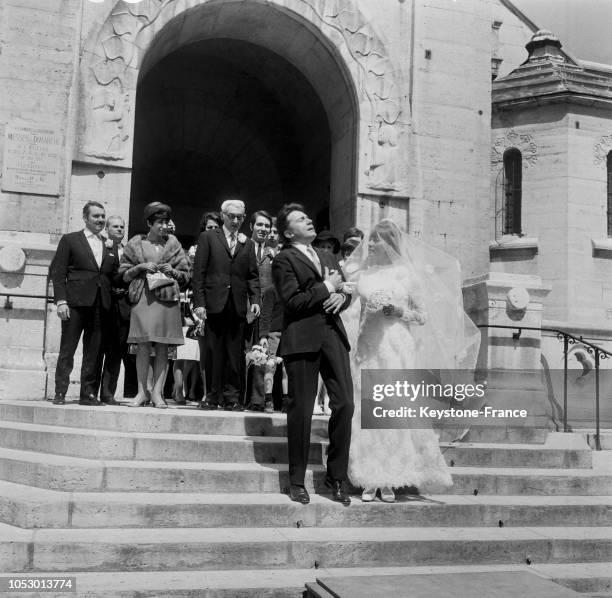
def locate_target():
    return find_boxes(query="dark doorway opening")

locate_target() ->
[130,39,332,246]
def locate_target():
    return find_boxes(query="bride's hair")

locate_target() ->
[371,220,402,259]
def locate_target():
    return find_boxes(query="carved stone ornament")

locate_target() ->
[491,129,538,170]
[0,245,27,273]
[506,286,530,311]
[84,0,172,161]
[593,134,612,166]
[84,0,404,186]
[307,1,405,192]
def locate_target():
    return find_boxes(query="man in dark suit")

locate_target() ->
[272,203,353,505]
[49,201,119,406]
[247,210,274,411]
[192,199,261,410]
[100,215,135,403]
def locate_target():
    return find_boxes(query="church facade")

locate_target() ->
[0,0,611,418]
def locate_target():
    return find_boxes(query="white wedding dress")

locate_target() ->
[347,263,453,492]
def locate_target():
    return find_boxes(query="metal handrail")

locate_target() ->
[478,324,610,450]
[0,274,55,399]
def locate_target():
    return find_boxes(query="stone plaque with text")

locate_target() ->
[2,123,62,196]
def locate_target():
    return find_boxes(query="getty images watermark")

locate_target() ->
[361,369,529,429]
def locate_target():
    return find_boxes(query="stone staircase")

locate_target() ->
[0,400,610,597]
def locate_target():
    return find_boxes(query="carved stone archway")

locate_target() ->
[76,0,410,232]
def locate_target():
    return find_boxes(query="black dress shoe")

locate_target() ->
[198,401,218,410]
[225,403,243,412]
[325,476,351,506]
[52,393,65,405]
[289,484,310,504]
[101,397,119,405]
[249,403,264,412]
[79,394,103,406]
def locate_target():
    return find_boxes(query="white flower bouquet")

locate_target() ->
[246,345,283,370]
[365,289,392,313]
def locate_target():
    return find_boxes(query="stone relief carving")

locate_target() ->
[593,135,612,166]
[84,0,175,161]
[84,0,403,185]
[84,85,131,160]
[302,0,405,192]
[491,129,538,169]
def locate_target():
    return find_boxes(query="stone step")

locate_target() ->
[1,480,611,529]
[582,430,612,451]
[0,400,550,443]
[3,563,609,598]
[2,523,612,573]
[306,570,583,598]
[543,562,612,594]
[0,421,322,464]
[0,448,610,495]
[0,421,591,468]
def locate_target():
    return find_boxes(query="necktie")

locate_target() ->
[257,243,263,261]
[306,246,321,276]
[229,232,236,256]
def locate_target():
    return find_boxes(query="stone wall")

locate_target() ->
[410,0,492,278]
[491,103,612,333]
[0,0,80,398]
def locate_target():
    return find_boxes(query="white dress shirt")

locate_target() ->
[223,226,238,254]
[293,242,335,294]
[254,241,265,260]
[83,228,103,268]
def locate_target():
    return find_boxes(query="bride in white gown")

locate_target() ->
[343,220,480,502]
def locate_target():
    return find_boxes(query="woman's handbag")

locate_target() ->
[146,271,174,290]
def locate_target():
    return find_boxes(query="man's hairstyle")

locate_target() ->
[82,201,104,218]
[276,203,305,242]
[105,215,125,227]
[342,226,364,242]
[220,199,245,213]
[250,210,273,227]
[199,211,223,232]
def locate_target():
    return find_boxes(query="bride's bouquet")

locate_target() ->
[246,344,283,371]
[365,289,392,313]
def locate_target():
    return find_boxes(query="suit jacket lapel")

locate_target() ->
[79,230,99,271]
[216,229,232,257]
[234,236,246,258]
[289,246,321,279]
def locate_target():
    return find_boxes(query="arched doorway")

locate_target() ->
[127,1,358,243]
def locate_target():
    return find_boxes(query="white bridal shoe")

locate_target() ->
[380,487,395,503]
[361,488,377,502]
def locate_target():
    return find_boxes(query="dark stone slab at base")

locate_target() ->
[305,571,581,598]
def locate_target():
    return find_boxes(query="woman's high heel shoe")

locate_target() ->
[128,393,149,408]
[361,488,377,502]
[380,486,395,503]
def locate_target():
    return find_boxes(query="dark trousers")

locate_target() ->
[284,321,354,486]
[100,306,132,400]
[55,296,108,398]
[199,298,245,406]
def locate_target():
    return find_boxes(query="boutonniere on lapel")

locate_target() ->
[264,248,275,261]
[104,239,114,250]
[237,233,247,244]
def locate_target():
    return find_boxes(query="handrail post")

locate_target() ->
[595,350,601,451]
[563,334,569,433]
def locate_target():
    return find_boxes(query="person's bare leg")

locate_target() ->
[151,345,169,408]
[130,343,151,407]
[185,361,198,399]
[173,360,186,404]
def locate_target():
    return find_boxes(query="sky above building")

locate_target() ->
[512,0,612,65]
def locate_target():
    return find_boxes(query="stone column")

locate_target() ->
[463,271,553,427]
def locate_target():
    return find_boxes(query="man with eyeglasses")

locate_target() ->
[192,199,261,410]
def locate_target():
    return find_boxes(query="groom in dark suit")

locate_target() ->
[192,199,261,410]
[272,204,353,505]
[49,201,119,405]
